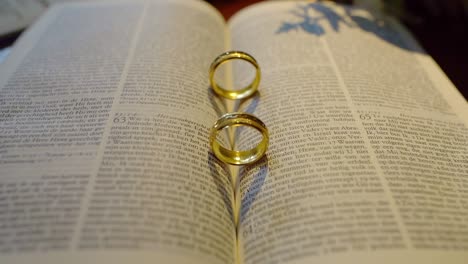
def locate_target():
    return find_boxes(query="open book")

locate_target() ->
[1,0,467,263]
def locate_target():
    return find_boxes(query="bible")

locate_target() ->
[0,1,467,264]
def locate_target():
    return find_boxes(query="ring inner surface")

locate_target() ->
[212,120,267,165]
[211,54,260,100]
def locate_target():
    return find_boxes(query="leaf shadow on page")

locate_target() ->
[276,2,420,53]
[239,156,269,224]
[208,152,235,226]
[277,2,351,36]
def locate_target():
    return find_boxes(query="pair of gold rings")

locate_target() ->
[209,51,269,165]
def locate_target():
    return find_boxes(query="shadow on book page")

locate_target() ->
[208,153,235,225]
[208,84,261,150]
[237,91,260,115]
[207,148,269,226]
[232,92,260,150]
[208,89,227,117]
[239,156,269,224]
[276,2,419,53]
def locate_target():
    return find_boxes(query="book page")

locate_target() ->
[0,1,237,264]
[228,2,468,264]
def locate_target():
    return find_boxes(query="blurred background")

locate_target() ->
[1,0,467,99]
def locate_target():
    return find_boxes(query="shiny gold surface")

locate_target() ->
[209,51,261,100]
[210,112,268,165]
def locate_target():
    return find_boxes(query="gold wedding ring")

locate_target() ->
[210,112,269,165]
[209,51,261,100]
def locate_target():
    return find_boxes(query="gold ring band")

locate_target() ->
[210,112,269,165]
[209,51,261,100]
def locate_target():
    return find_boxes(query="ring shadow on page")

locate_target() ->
[208,152,235,226]
[232,92,260,151]
[207,86,260,115]
[207,81,260,116]
[208,88,227,117]
[208,86,261,151]
[239,155,269,224]
[277,2,419,53]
